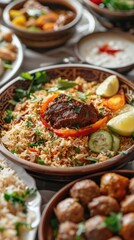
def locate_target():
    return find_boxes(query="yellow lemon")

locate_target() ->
[117,104,134,115]
[107,111,134,137]
[96,75,119,97]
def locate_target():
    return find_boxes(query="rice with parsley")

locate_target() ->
[1,76,134,167]
[0,158,35,240]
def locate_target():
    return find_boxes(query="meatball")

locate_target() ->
[70,179,100,205]
[119,213,134,240]
[129,178,134,194]
[55,198,84,223]
[100,173,129,201]
[56,221,77,240]
[121,195,134,213]
[88,196,120,217]
[107,237,122,240]
[85,215,113,240]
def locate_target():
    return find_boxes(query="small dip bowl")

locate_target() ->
[75,31,134,73]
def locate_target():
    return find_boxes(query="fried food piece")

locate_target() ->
[100,173,129,201]
[70,179,100,205]
[55,198,84,223]
[119,213,134,240]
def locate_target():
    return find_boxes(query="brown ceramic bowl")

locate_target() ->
[39,170,134,240]
[3,0,82,48]
[0,64,134,181]
[83,0,134,31]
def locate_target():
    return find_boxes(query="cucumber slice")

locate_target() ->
[89,130,113,153]
[112,134,120,152]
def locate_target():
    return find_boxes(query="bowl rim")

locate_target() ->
[83,0,134,17]
[3,0,83,36]
[38,169,134,240]
[75,31,134,71]
[1,63,134,176]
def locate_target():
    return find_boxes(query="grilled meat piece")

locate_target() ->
[44,94,98,129]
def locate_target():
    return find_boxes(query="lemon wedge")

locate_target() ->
[117,104,134,115]
[96,75,119,97]
[107,111,134,137]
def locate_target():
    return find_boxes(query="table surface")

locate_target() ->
[0,3,134,239]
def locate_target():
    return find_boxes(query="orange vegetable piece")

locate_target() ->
[36,12,59,27]
[103,90,125,111]
[42,22,55,31]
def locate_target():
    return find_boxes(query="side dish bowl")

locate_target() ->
[83,0,134,31]
[0,64,134,181]
[3,0,82,48]
[39,170,134,240]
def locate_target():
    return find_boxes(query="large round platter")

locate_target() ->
[0,64,134,181]
[0,24,24,87]
[39,169,134,240]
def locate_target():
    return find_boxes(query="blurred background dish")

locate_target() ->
[76,31,134,73]
[0,24,23,87]
[3,0,82,48]
[83,0,134,33]
[0,64,134,181]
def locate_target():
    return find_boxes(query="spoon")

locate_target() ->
[40,56,78,67]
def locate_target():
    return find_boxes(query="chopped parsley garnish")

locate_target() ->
[131,133,134,139]
[85,157,99,163]
[0,227,5,232]
[85,113,89,119]
[35,129,42,137]
[4,109,14,123]
[11,147,19,154]
[15,222,31,236]
[11,71,48,103]
[0,165,4,170]
[99,112,104,118]
[75,106,81,114]
[101,212,122,233]
[75,147,80,154]
[51,218,59,240]
[76,222,85,240]
[47,78,78,92]
[37,158,45,165]
[25,117,33,128]
[49,131,54,137]
[4,192,25,207]
[29,138,45,147]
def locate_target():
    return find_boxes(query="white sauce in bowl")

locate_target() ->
[78,35,134,68]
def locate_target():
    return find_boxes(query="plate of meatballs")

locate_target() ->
[39,170,134,240]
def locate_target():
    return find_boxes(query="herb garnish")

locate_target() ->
[11,71,48,103]
[4,109,14,123]
[85,157,99,163]
[47,78,77,92]
[51,218,59,240]
[100,212,122,233]
[29,138,45,147]
[25,116,33,128]
[75,147,80,154]
[37,158,45,165]
[0,227,5,232]
[76,222,85,240]
[15,222,31,236]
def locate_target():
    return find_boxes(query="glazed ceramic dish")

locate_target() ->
[83,0,134,31]
[39,170,134,240]
[0,24,23,87]
[0,64,134,181]
[0,152,41,240]
[75,32,134,73]
[3,0,82,48]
